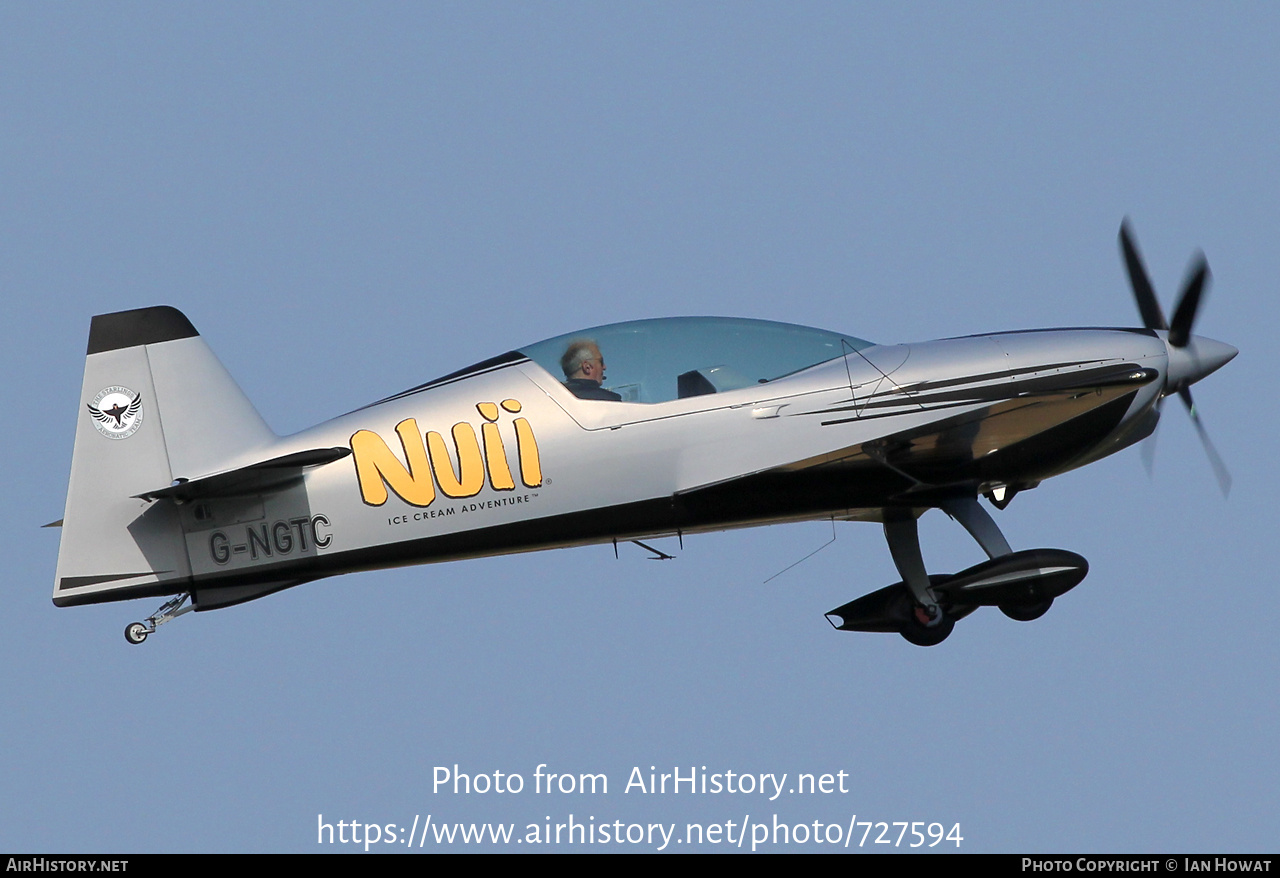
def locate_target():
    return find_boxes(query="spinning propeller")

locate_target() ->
[1118,219,1236,496]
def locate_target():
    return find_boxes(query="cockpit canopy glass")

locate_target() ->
[520,317,872,404]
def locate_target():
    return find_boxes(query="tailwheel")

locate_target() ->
[999,598,1053,622]
[122,593,193,644]
[900,607,955,647]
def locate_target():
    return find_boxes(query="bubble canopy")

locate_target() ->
[520,317,873,404]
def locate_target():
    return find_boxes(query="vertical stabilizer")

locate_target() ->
[54,306,276,607]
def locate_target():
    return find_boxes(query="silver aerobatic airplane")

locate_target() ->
[51,223,1235,646]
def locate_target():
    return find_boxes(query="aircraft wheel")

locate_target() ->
[899,611,955,647]
[124,622,149,645]
[999,598,1053,622]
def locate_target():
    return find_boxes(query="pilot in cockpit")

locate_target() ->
[560,339,622,401]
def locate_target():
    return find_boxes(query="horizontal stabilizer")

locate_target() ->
[135,447,352,503]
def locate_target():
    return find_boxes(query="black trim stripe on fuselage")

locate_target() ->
[352,351,531,413]
[814,363,1155,425]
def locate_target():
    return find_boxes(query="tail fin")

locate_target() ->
[53,306,276,607]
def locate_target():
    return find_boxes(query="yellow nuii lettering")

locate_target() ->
[351,401,542,507]
[477,403,515,491]
[427,423,485,498]
[351,418,436,507]
[502,399,543,488]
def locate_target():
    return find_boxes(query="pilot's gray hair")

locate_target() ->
[560,338,601,378]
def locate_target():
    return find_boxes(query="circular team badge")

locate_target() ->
[88,386,144,440]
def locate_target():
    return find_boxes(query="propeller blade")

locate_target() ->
[1140,399,1161,478]
[1178,386,1232,497]
[1120,219,1167,331]
[1168,254,1210,348]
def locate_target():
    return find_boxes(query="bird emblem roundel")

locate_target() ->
[87,386,144,440]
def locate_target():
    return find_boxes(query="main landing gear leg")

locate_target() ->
[883,513,943,627]
[940,496,1012,559]
[124,593,194,645]
[941,495,1055,622]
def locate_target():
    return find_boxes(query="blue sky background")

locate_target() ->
[2,3,1276,852]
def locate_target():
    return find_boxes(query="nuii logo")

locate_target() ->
[87,386,144,440]
[350,399,542,507]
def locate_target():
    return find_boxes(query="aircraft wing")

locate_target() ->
[673,362,1158,523]
[778,361,1158,487]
